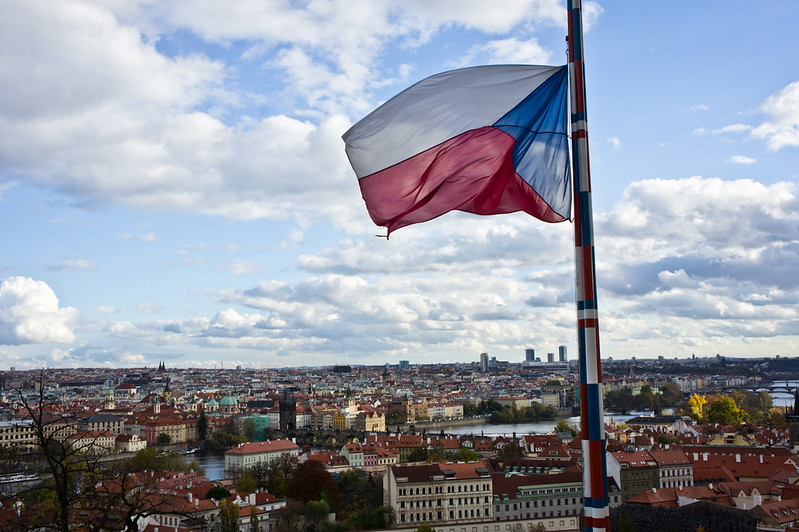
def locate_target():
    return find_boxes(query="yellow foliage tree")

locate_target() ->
[689,394,707,422]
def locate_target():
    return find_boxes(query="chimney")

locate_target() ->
[195,498,199,509]
[735,454,741,463]
[759,455,763,463]
[187,492,193,502]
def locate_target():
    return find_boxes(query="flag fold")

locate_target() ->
[343,64,571,235]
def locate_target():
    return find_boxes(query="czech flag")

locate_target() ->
[342,64,571,236]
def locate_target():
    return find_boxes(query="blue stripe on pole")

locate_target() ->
[570,12,583,60]
[585,383,602,439]
[578,300,598,311]
[583,496,609,508]
[571,111,587,122]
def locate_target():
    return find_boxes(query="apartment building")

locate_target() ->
[224,439,300,473]
[385,462,493,527]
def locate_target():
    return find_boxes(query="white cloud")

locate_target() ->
[458,38,553,67]
[751,80,799,151]
[691,104,710,111]
[728,155,756,165]
[0,276,79,345]
[48,259,97,272]
[607,136,621,149]
[117,232,157,242]
[282,230,305,248]
[713,123,752,135]
[96,306,118,314]
[226,259,261,275]
[692,127,706,136]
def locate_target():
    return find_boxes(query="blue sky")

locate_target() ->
[1,1,798,370]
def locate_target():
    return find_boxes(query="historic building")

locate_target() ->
[385,462,493,527]
[224,439,300,473]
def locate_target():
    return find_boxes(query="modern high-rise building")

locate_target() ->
[559,345,567,362]
[399,360,410,369]
[525,348,535,362]
[480,352,489,372]
[547,352,554,363]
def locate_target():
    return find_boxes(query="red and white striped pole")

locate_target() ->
[567,0,609,530]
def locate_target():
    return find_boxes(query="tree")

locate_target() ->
[207,485,232,500]
[407,445,430,462]
[707,396,746,425]
[237,470,257,493]
[638,385,656,409]
[198,411,209,440]
[688,394,707,422]
[449,448,481,462]
[554,419,578,437]
[765,407,787,429]
[9,372,107,531]
[306,499,332,530]
[243,418,257,442]
[416,525,436,532]
[617,511,636,532]
[656,434,680,445]
[128,447,201,473]
[249,505,260,532]
[5,372,174,531]
[219,498,241,532]
[288,461,340,510]
[155,432,171,446]
[605,387,636,414]
[660,382,683,406]
[267,454,294,497]
[730,389,772,423]
[496,442,524,460]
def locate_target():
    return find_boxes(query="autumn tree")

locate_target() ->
[249,505,260,532]
[287,460,340,510]
[707,396,747,425]
[497,442,524,461]
[219,498,241,532]
[449,448,481,462]
[237,470,257,493]
[554,419,578,437]
[266,454,294,497]
[688,394,707,422]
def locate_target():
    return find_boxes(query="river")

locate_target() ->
[186,389,795,481]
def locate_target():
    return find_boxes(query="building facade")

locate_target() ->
[385,462,493,527]
[224,439,300,473]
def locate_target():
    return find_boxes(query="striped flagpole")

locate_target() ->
[567,0,609,530]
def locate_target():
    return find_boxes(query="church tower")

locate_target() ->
[279,389,296,432]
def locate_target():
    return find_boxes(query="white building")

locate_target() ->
[224,439,299,473]
[385,462,493,527]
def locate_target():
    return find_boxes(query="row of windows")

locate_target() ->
[399,483,490,497]
[399,507,485,523]
[660,468,690,477]
[518,486,579,497]
[497,497,579,512]
[400,497,490,509]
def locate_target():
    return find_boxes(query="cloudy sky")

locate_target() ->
[1,1,798,370]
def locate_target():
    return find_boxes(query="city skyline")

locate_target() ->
[1,1,798,370]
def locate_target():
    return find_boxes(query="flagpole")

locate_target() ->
[567,1,609,531]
